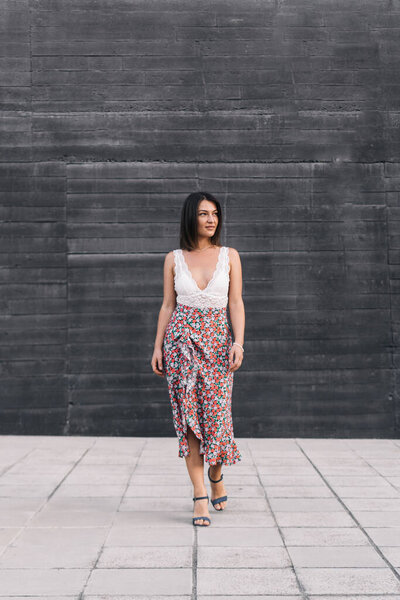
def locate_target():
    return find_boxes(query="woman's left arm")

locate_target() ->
[227,248,245,372]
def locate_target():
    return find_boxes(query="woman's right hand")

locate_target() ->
[151,347,165,377]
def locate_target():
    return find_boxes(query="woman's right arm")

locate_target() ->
[151,251,176,377]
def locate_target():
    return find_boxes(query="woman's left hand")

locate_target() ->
[229,345,243,372]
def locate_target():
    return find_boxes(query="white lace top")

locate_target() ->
[173,246,230,309]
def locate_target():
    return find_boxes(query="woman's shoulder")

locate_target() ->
[164,250,178,265]
[225,246,240,259]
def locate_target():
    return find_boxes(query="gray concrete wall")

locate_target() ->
[1,0,399,437]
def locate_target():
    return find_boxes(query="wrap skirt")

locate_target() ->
[162,302,242,466]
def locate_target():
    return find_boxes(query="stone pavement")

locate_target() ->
[0,436,400,599]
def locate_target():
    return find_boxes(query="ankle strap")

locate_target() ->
[193,495,208,501]
[208,466,224,483]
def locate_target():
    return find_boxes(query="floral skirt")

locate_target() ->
[162,302,242,466]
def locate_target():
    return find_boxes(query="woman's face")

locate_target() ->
[197,199,219,239]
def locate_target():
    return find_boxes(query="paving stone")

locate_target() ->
[0,498,44,510]
[281,526,370,546]
[27,508,115,527]
[64,466,132,485]
[353,511,400,527]
[106,525,194,546]
[380,546,400,567]
[325,476,392,487]
[129,473,260,486]
[200,511,275,527]
[247,440,299,450]
[372,468,400,477]
[111,508,272,528]
[112,510,190,528]
[260,474,324,486]
[45,497,120,510]
[344,498,400,511]
[85,596,190,600]
[0,527,107,568]
[274,511,355,527]
[53,484,127,497]
[0,568,89,595]
[251,456,310,465]
[268,497,343,511]
[257,465,318,475]
[0,509,36,527]
[0,597,79,600]
[365,528,400,546]
[0,484,55,497]
[85,568,192,595]
[308,596,400,600]
[0,528,21,545]
[199,597,302,600]
[119,496,269,512]
[125,484,192,497]
[287,545,387,567]
[334,485,400,498]
[296,567,400,594]
[97,546,192,568]
[297,440,352,451]
[265,485,334,498]
[197,526,283,547]
[317,467,377,475]
[124,483,265,499]
[250,450,304,458]
[197,545,290,568]
[0,474,63,485]
[197,567,300,595]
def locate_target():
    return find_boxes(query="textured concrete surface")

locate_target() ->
[0,435,400,598]
[1,0,400,438]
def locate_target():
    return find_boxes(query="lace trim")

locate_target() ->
[178,246,224,293]
[173,246,229,309]
[177,296,228,309]
[224,246,230,275]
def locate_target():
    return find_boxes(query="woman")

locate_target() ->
[151,191,245,527]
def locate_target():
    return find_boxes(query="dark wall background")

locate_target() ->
[1,0,399,437]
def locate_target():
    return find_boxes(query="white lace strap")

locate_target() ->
[222,246,230,274]
[173,249,182,278]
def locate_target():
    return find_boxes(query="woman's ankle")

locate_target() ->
[209,463,222,477]
[193,485,207,497]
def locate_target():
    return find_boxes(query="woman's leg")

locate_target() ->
[209,462,227,510]
[184,426,210,525]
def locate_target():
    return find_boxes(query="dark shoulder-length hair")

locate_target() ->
[179,191,223,251]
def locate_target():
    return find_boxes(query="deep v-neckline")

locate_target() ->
[180,246,223,292]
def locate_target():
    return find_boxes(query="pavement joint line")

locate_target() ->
[0,447,36,560]
[0,438,97,559]
[78,438,148,600]
[352,443,400,495]
[295,438,400,584]
[192,526,198,600]
[0,448,34,478]
[247,440,310,600]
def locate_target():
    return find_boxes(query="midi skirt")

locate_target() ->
[162,302,242,466]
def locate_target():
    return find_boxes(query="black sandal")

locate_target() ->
[192,494,211,526]
[207,466,228,511]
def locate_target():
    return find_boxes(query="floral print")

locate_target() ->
[163,302,242,466]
